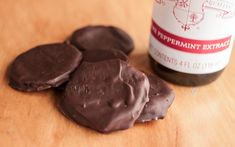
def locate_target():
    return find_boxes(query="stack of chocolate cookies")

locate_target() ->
[8,26,175,133]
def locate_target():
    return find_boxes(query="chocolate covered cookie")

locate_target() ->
[9,43,82,92]
[59,59,149,133]
[69,26,134,54]
[56,49,128,92]
[136,74,175,123]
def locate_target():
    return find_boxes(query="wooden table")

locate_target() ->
[0,0,235,146]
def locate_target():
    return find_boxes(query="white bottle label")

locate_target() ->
[149,0,235,74]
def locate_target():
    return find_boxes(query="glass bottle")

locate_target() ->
[149,0,235,86]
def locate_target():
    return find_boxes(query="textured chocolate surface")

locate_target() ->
[56,49,128,92]
[69,26,134,54]
[136,74,175,123]
[9,43,82,92]
[83,49,129,62]
[59,59,149,133]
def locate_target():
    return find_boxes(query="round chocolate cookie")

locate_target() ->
[55,49,128,92]
[59,59,149,133]
[9,43,82,92]
[69,26,134,54]
[136,74,175,123]
[83,49,128,62]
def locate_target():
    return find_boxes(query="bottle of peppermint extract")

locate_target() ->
[149,0,235,86]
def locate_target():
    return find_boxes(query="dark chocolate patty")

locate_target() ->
[136,74,175,123]
[83,49,128,62]
[69,26,134,54]
[55,49,128,92]
[9,43,82,92]
[59,59,149,133]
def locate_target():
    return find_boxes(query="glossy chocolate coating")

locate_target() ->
[69,26,134,54]
[55,49,129,92]
[9,43,82,92]
[59,59,149,133]
[137,74,175,123]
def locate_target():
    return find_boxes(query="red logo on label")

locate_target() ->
[151,20,231,54]
[156,0,235,31]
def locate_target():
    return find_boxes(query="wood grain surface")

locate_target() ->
[0,0,235,147]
